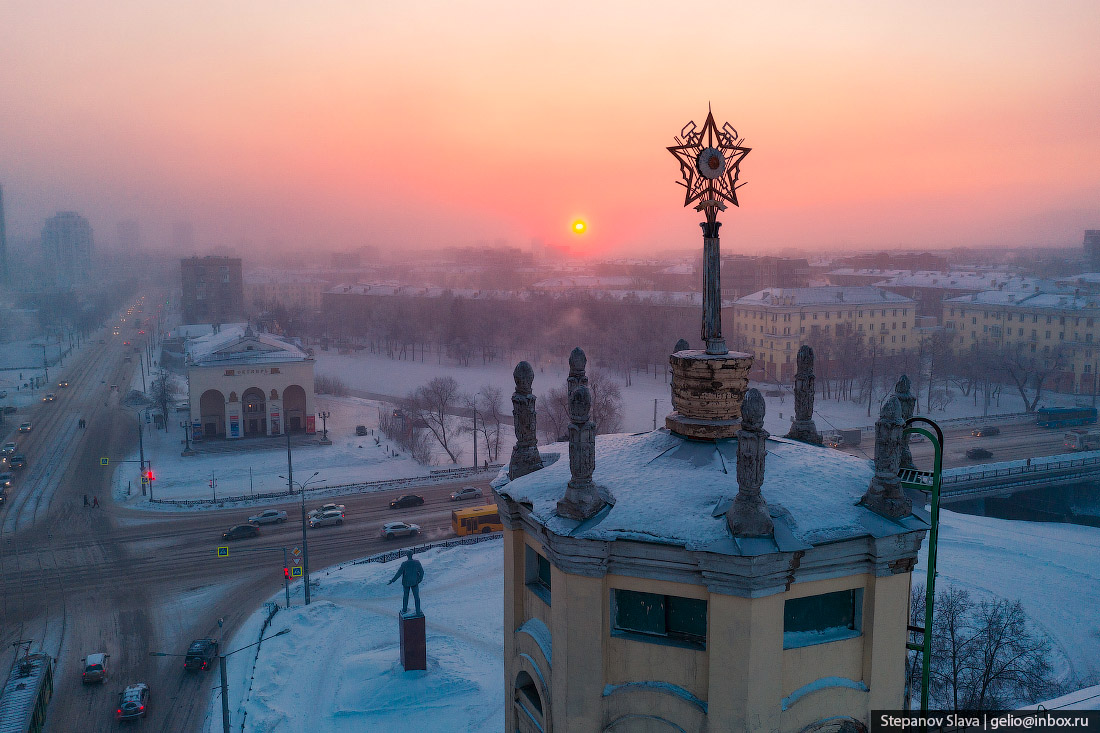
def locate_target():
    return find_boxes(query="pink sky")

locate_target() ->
[1,1,1098,257]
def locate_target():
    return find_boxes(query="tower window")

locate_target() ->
[783,588,863,648]
[525,545,551,605]
[611,589,706,649]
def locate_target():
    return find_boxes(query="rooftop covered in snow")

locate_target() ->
[736,286,914,307]
[186,324,309,366]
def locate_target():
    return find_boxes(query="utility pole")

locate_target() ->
[140,356,146,394]
[42,344,48,384]
[220,654,231,733]
[653,398,658,430]
[472,410,477,468]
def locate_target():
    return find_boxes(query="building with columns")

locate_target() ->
[186,325,316,440]
[493,344,928,732]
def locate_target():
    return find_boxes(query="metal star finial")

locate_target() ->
[668,109,751,223]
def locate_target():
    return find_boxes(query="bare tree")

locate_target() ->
[1001,342,1065,413]
[539,369,624,442]
[405,377,466,463]
[149,371,172,432]
[464,385,505,463]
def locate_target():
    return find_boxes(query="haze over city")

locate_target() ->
[2,1,1098,256]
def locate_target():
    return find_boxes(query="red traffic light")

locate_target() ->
[283,567,290,580]
[144,469,156,482]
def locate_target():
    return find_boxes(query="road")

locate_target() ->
[0,316,494,732]
[838,418,1075,469]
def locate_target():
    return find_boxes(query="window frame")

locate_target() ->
[782,588,864,649]
[610,588,707,650]
[524,545,551,606]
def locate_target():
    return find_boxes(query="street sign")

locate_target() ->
[217,546,229,557]
[141,477,148,485]
[290,566,303,578]
[100,457,109,466]
[292,557,302,566]
[292,547,301,557]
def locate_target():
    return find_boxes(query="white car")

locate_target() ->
[309,503,345,518]
[309,509,344,528]
[248,509,288,525]
[1,442,15,456]
[381,521,421,540]
[450,486,483,501]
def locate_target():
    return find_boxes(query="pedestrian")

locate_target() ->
[92,496,99,508]
[83,494,89,507]
[1026,458,1032,468]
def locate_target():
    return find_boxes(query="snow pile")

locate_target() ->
[219,541,504,732]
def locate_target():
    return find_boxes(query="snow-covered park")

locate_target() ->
[210,510,1100,730]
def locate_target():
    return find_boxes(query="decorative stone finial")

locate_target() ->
[557,349,608,520]
[785,345,822,445]
[727,388,773,536]
[674,338,690,353]
[568,347,588,394]
[509,361,543,480]
[894,375,916,470]
[860,396,913,518]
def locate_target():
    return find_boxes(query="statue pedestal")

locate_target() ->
[399,612,426,671]
[666,350,753,440]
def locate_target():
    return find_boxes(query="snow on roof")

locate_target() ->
[874,271,1040,291]
[944,291,1100,310]
[531,275,636,288]
[244,270,327,285]
[736,286,914,307]
[326,283,712,306]
[1019,684,1100,711]
[187,325,309,365]
[495,429,926,550]
[659,263,695,275]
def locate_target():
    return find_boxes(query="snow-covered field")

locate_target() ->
[211,540,503,733]
[213,511,1100,731]
[314,349,1080,437]
[915,510,1100,688]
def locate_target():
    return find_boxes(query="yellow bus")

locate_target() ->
[452,505,503,536]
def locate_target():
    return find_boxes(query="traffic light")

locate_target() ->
[283,567,290,580]
[145,468,155,482]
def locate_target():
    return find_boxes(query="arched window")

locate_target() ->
[514,670,543,716]
[270,388,279,400]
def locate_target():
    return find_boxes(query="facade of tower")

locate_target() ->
[180,256,245,324]
[41,211,94,288]
[1084,230,1100,272]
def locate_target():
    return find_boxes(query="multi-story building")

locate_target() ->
[722,255,810,299]
[1083,231,1100,272]
[944,291,1100,394]
[41,211,94,288]
[244,273,326,312]
[180,256,244,324]
[732,287,916,381]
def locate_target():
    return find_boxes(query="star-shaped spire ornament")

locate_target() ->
[668,107,751,223]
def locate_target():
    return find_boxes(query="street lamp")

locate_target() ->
[278,470,321,606]
[151,627,290,733]
[318,411,331,444]
[181,419,193,454]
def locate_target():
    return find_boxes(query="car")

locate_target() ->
[390,494,425,509]
[309,509,344,528]
[82,652,109,683]
[58,380,69,388]
[965,447,993,460]
[248,509,288,525]
[98,339,106,344]
[971,426,1001,437]
[908,433,926,443]
[450,486,483,501]
[8,454,26,470]
[355,425,369,436]
[309,503,345,518]
[2,406,15,414]
[222,524,260,541]
[381,521,421,540]
[824,434,844,449]
[116,683,149,720]
[1,442,15,456]
[0,473,12,488]
[43,393,56,402]
[18,422,32,432]
[138,329,145,334]
[183,639,219,671]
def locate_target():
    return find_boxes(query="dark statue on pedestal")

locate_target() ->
[860,396,912,518]
[509,361,544,480]
[388,550,425,616]
[728,388,774,536]
[785,345,822,445]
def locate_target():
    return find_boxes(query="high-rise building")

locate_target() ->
[1084,230,1100,272]
[0,185,9,286]
[180,256,244,324]
[42,211,94,288]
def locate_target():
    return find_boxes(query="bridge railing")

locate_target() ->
[944,454,1100,485]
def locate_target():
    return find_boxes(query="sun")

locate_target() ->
[572,220,587,234]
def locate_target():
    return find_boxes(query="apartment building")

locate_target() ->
[733,287,916,380]
[944,291,1100,394]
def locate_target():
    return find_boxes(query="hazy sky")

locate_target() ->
[2,1,1098,257]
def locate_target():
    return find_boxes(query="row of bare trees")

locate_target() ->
[383,372,624,465]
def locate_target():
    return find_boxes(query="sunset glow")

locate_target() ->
[573,220,587,235]
[1,1,1097,255]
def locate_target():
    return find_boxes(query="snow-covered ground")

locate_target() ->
[210,540,503,733]
[213,510,1100,731]
[314,349,1081,437]
[915,510,1100,688]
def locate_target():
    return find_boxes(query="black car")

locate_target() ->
[355,425,369,436]
[8,454,26,470]
[183,639,219,671]
[971,426,1001,437]
[116,683,149,720]
[390,494,425,509]
[222,524,259,541]
[965,447,993,460]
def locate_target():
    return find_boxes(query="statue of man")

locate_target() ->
[387,549,425,616]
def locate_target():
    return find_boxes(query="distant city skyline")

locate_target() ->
[1,2,1097,256]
